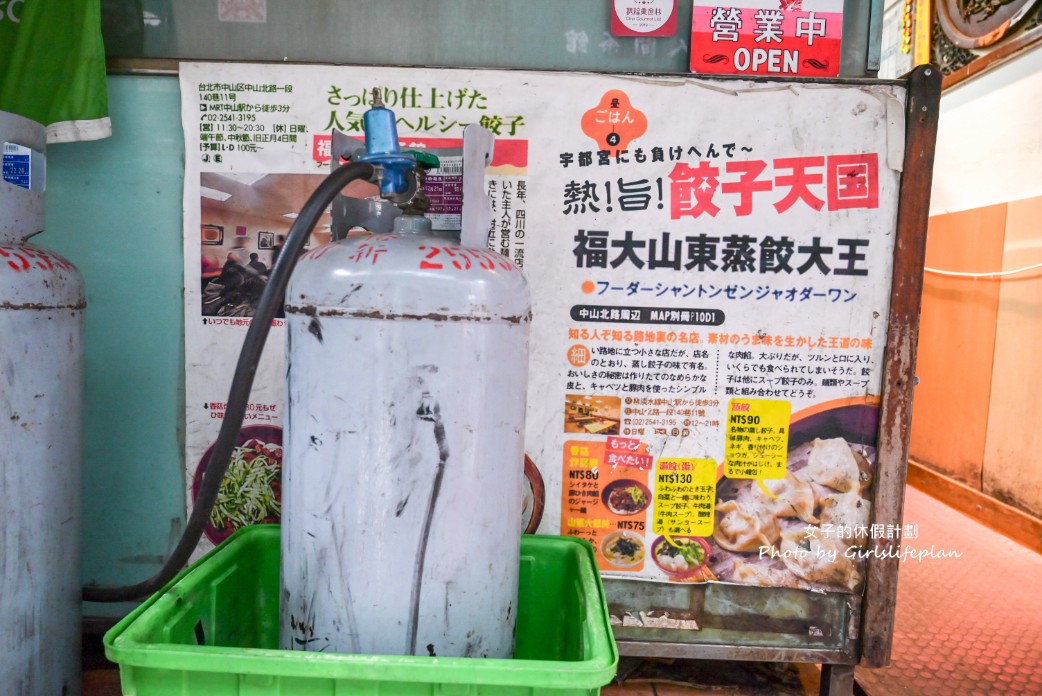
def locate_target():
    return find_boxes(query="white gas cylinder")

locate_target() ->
[0,111,84,695]
[280,218,530,658]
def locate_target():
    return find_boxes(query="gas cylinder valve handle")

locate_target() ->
[82,160,379,602]
[358,87,417,203]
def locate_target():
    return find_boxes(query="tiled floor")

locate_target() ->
[855,487,1042,695]
[86,486,1042,696]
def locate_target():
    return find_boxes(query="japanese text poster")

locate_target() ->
[180,63,906,596]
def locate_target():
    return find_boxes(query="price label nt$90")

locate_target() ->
[725,398,791,480]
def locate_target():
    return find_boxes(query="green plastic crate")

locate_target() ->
[105,525,618,695]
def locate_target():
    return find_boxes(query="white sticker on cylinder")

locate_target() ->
[2,142,46,191]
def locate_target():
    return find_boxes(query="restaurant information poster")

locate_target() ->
[180,63,907,595]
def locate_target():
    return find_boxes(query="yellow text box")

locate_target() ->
[652,458,716,538]
[725,398,791,480]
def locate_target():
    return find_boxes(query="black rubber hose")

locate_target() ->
[83,161,377,602]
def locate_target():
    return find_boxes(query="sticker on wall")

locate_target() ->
[611,0,679,37]
[690,0,843,76]
[218,0,267,23]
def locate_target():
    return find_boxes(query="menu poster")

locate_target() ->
[180,63,906,595]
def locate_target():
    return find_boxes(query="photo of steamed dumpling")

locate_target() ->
[794,437,863,493]
[731,557,799,588]
[713,499,781,552]
[745,472,819,523]
[818,490,872,548]
[778,526,863,592]
[709,412,878,595]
